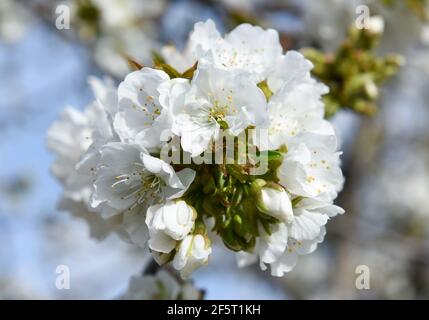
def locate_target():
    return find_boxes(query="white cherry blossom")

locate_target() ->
[238,199,343,276]
[199,22,283,83]
[162,19,222,73]
[162,19,283,83]
[173,234,212,279]
[48,78,124,240]
[237,222,289,270]
[58,197,128,241]
[171,65,267,157]
[257,52,334,151]
[278,134,344,202]
[146,200,196,254]
[47,106,94,203]
[270,228,327,277]
[289,198,344,242]
[114,68,172,151]
[75,76,120,182]
[91,142,195,217]
[238,225,329,277]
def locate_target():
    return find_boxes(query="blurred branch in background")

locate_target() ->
[303,20,403,117]
[381,0,429,21]
[0,175,32,205]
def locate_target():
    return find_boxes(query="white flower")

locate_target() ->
[75,77,120,181]
[288,198,343,241]
[48,77,124,241]
[158,78,190,119]
[259,85,333,150]
[237,222,289,269]
[238,225,328,277]
[146,200,196,254]
[278,134,344,202]
[58,197,127,241]
[47,106,94,203]
[89,76,118,117]
[171,65,267,157]
[114,68,172,151]
[162,19,283,83]
[270,228,327,277]
[199,22,283,83]
[256,51,333,151]
[256,186,294,223]
[49,74,118,196]
[257,54,332,137]
[121,205,150,247]
[162,19,221,73]
[88,142,195,248]
[267,51,317,94]
[91,142,195,217]
[238,199,343,276]
[173,234,212,279]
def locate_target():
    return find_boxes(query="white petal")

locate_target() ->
[258,223,288,264]
[148,230,177,254]
[258,188,294,223]
[288,210,328,241]
[123,207,149,248]
[268,51,316,93]
[270,251,299,277]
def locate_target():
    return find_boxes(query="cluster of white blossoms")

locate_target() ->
[48,20,344,279]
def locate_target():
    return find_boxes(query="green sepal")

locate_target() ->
[257,79,273,101]
[181,62,198,79]
[292,196,304,207]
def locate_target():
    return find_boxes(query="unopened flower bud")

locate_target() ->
[173,234,212,279]
[256,186,294,224]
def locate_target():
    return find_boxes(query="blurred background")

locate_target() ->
[1,0,429,299]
